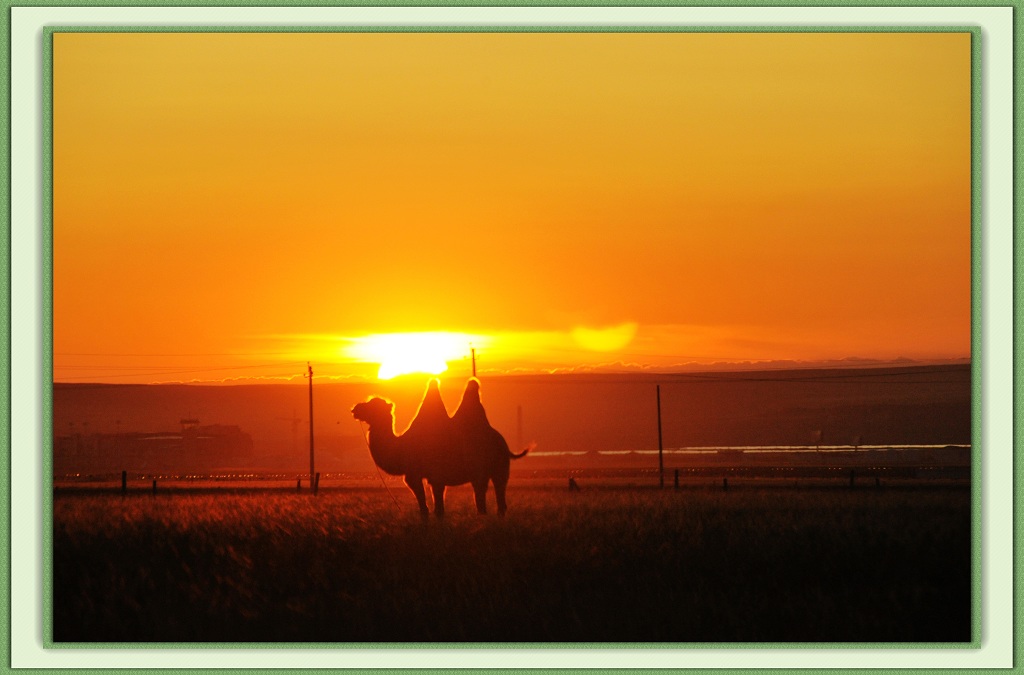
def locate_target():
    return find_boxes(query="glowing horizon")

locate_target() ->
[52,322,971,385]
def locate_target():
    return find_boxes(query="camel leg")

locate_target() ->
[493,476,509,517]
[431,483,446,519]
[405,476,429,518]
[472,480,488,515]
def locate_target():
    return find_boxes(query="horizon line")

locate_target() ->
[52,356,972,386]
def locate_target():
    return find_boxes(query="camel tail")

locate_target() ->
[509,441,536,460]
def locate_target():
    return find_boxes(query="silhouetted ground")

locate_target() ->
[52,483,971,643]
[52,364,971,477]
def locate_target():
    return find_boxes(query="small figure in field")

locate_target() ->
[568,477,580,491]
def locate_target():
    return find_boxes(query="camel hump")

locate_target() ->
[453,377,489,429]
[405,378,450,439]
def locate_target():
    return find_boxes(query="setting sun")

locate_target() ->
[344,332,485,380]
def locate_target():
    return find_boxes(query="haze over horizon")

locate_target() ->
[53,355,971,386]
[54,32,971,384]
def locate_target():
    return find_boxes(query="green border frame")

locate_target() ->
[9,5,1006,671]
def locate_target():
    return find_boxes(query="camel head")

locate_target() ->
[351,397,394,427]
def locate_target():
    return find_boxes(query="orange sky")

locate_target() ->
[53,31,971,383]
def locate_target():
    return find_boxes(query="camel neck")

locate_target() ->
[366,422,404,476]
[368,423,397,445]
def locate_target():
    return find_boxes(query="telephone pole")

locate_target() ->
[656,384,664,489]
[471,346,476,377]
[307,362,315,492]
[517,405,523,452]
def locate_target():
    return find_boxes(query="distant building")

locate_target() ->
[53,420,254,476]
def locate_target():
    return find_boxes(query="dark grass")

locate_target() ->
[52,484,971,643]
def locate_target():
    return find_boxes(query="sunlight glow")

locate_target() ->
[571,322,638,352]
[344,332,485,380]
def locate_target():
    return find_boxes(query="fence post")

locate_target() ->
[849,470,856,489]
[297,478,302,492]
[152,479,157,495]
[674,469,679,491]
[314,472,321,495]
[121,471,127,494]
[723,477,728,491]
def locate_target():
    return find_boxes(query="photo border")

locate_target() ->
[9,2,1016,672]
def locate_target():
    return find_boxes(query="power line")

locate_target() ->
[480,365,969,386]
[54,351,299,357]
[54,361,308,381]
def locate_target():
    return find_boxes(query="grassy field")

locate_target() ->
[52,482,971,643]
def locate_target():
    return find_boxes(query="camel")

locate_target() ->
[352,378,529,518]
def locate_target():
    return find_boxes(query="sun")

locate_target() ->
[344,332,482,380]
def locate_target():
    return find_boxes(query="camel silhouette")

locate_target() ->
[351,378,529,518]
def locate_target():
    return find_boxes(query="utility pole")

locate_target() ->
[471,346,476,378]
[307,362,314,492]
[656,385,664,489]
[517,405,523,452]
